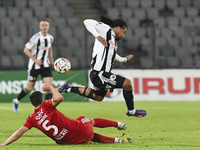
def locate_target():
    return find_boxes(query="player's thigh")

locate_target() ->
[43,77,53,85]
[28,68,40,82]
[41,67,53,84]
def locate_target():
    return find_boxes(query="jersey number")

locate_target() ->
[42,120,58,136]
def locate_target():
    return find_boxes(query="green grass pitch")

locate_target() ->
[0,101,200,150]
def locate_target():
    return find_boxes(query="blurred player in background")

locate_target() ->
[12,19,54,113]
[59,16,147,118]
[0,83,131,145]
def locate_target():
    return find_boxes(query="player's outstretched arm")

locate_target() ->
[0,126,29,146]
[42,83,64,107]
[115,54,134,63]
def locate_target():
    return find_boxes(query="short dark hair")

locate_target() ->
[29,91,43,107]
[100,16,127,29]
[40,18,49,23]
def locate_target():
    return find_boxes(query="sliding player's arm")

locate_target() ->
[0,126,29,146]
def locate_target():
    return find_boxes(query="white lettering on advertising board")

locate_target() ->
[88,69,200,101]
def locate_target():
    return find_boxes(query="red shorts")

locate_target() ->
[72,116,94,144]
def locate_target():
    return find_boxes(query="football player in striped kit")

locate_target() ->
[12,19,54,113]
[59,16,147,118]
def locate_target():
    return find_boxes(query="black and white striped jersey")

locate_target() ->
[25,31,54,70]
[90,21,117,72]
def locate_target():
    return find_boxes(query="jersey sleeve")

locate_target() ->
[23,115,33,129]
[94,22,110,37]
[84,19,110,38]
[25,35,37,50]
[51,36,54,43]
[84,19,100,37]
[115,54,127,62]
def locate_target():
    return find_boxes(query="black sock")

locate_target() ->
[17,88,29,101]
[123,89,134,110]
[71,87,94,99]
[45,91,52,100]
[71,87,79,93]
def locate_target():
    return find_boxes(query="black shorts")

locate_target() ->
[90,70,125,97]
[28,67,52,82]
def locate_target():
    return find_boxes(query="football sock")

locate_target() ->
[114,138,120,143]
[91,133,115,143]
[123,89,134,110]
[67,88,71,93]
[128,109,136,115]
[17,88,29,101]
[92,118,118,128]
[45,91,52,100]
[71,87,94,99]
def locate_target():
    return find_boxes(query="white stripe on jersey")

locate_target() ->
[91,22,117,72]
[25,31,54,70]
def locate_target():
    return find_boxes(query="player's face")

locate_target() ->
[39,21,50,34]
[115,26,127,41]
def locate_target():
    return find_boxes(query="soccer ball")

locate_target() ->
[54,57,71,74]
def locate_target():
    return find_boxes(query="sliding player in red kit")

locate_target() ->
[0,83,131,146]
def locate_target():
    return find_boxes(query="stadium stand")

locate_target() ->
[1,0,200,69]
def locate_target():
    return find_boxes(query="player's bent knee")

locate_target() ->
[26,87,34,92]
[123,79,132,91]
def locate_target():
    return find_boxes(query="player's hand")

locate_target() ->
[35,59,43,66]
[0,143,6,146]
[41,83,51,92]
[126,54,134,61]
[97,36,108,47]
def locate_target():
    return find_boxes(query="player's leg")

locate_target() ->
[41,67,53,100]
[121,77,147,117]
[71,86,105,101]
[122,78,134,110]
[18,81,35,100]
[91,133,131,143]
[43,77,53,100]
[13,81,36,113]
[58,83,105,101]
[13,69,38,113]
[92,118,127,130]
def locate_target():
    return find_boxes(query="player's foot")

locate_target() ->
[117,137,131,143]
[58,82,71,93]
[126,109,147,118]
[117,122,127,130]
[13,98,19,114]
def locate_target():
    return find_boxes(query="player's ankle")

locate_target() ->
[128,109,135,115]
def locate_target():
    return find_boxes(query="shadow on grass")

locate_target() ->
[23,135,46,137]
[22,143,56,146]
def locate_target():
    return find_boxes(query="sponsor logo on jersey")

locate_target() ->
[39,46,50,50]
[29,40,32,44]
[109,40,117,50]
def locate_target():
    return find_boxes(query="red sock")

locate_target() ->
[91,133,115,143]
[92,118,118,128]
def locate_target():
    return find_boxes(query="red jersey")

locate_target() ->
[23,100,94,144]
